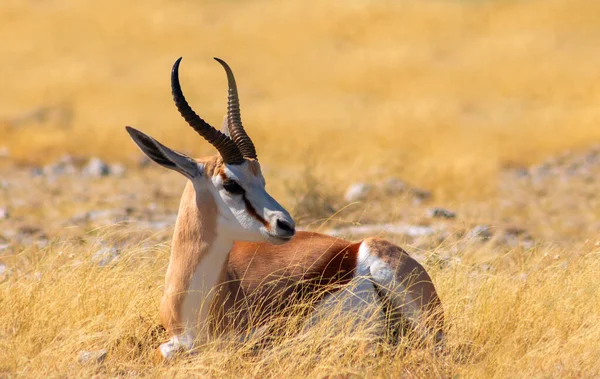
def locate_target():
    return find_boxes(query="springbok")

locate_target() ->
[126,57,444,359]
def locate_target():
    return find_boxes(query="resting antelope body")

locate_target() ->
[127,58,444,359]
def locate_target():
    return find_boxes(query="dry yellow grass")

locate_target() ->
[2,0,600,377]
[2,0,600,199]
[2,227,599,377]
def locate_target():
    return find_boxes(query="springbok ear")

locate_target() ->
[220,115,231,137]
[125,126,202,179]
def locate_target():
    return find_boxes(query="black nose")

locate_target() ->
[276,219,295,236]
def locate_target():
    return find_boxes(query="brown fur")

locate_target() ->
[201,155,224,177]
[215,232,361,334]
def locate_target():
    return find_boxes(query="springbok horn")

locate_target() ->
[171,57,245,165]
[214,57,258,160]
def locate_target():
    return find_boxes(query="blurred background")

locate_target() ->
[1,0,600,201]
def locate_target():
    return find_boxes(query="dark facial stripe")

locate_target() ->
[243,195,269,228]
[220,170,269,228]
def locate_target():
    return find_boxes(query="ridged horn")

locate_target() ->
[214,57,258,160]
[171,57,244,165]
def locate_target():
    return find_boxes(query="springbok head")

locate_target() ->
[126,57,295,244]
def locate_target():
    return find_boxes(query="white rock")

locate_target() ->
[43,155,77,176]
[30,167,44,177]
[109,163,126,177]
[468,225,493,241]
[78,349,107,364]
[0,208,8,219]
[344,183,373,202]
[92,246,119,267]
[380,177,407,195]
[83,157,110,177]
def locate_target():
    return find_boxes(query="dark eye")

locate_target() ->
[223,180,245,195]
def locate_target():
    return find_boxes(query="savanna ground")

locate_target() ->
[1,0,600,377]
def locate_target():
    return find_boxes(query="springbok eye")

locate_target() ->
[223,179,245,195]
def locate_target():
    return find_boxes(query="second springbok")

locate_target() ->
[127,57,444,359]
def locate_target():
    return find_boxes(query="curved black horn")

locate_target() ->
[214,57,258,160]
[171,57,244,164]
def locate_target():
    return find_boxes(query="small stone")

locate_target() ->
[0,263,6,276]
[18,225,42,235]
[584,151,599,165]
[44,162,76,176]
[401,225,436,237]
[514,167,530,179]
[109,163,126,177]
[561,262,568,270]
[427,208,456,219]
[0,208,8,220]
[36,238,49,249]
[83,158,110,177]
[501,227,534,248]
[380,177,407,195]
[43,155,78,176]
[504,227,527,237]
[30,167,44,177]
[344,183,373,202]
[410,188,432,203]
[87,209,118,221]
[468,225,493,241]
[441,257,462,267]
[78,349,107,364]
[532,163,551,177]
[565,163,580,176]
[92,246,119,267]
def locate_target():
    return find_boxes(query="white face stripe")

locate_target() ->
[211,160,295,244]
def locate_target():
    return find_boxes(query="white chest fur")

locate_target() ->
[180,235,233,342]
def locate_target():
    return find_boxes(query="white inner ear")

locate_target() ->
[221,115,231,137]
